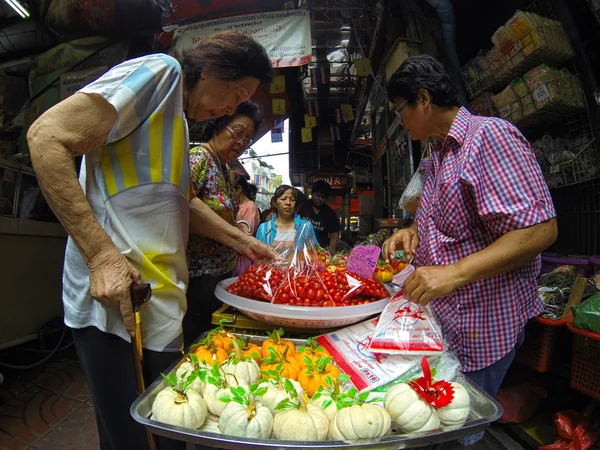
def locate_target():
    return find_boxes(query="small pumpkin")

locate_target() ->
[272,386,329,441]
[175,354,208,395]
[437,382,470,429]
[151,372,208,429]
[256,363,305,413]
[297,356,340,396]
[309,374,349,421]
[295,337,329,368]
[218,385,273,439]
[384,383,440,433]
[242,343,262,363]
[329,403,391,441]
[192,342,229,367]
[203,363,249,416]
[221,340,261,385]
[260,347,300,381]
[206,321,237,352]
[261,328,296,359]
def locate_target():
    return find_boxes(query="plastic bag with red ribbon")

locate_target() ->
[368,291,445,355]
[540,411,599,450]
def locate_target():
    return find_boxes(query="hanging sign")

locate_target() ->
[304,114,317,128]
[270,75,286,94]
[301,127,312,143]
[59,66,107,100]
[306,174,352,188]
[272,98,286,115]
[340,104,355,122]
[354,58,371,77]
[172,9,312,68]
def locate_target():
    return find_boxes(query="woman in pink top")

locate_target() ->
[234,175,260,275]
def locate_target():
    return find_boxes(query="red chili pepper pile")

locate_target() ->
[226,264,389,307]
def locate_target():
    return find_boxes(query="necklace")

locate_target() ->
[201,143,234,202]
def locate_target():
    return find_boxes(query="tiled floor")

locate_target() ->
[0,348,100,450]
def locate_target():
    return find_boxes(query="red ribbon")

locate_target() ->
[408,356,455,408]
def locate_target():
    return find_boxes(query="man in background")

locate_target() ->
[299,180,340,253]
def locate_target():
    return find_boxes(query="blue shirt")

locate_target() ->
[256,215,318,247]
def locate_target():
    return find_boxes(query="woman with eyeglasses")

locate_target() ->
[184,100,263,345]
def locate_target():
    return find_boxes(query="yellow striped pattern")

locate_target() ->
[115,138,138,189]
[149,113,163,183]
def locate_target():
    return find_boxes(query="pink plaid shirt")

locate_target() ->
[415,107,555,372]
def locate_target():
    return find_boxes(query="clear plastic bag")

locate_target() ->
[228,223,389,307]
[398,171,424,213]
[368,292,445,355]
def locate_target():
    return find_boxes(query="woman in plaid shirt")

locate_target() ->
[384,55,558,448]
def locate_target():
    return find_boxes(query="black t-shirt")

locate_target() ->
[299,202,341,248]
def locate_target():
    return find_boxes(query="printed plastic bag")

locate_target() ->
[316,319,421,393]
[368,292,445,355]
[369,351,462,395]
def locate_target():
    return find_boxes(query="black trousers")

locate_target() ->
[72,326,186,450]
[183,273,231,349]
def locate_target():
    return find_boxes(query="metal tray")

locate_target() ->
[131,334,503,449]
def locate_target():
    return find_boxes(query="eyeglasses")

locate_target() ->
[225,125,253,148]
[391,100,409,126]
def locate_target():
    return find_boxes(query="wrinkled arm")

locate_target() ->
[190,197,264,257]
[27,93,117,263]
[454,219,558,287]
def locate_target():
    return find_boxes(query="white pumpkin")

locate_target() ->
[273,404,329,441]
[218,400,273,439]
[329,403,391,441]
[204,377,249,416]
[309,392,338,421]
[384,383,440,433]
[256,378,305,413]
[221,358,261,386]
[176,361,207,396]
[437,382,470,429]
[152,386,208,429]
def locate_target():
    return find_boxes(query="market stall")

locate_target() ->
[131,238,503,448]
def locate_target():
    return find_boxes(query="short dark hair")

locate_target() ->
[271,185,296,206]
[177,31,274,91]
[234,175,252,198]
[311,180,331,197]
[202,100,264,141]
[387,55,459,108]
[248,183,258,201]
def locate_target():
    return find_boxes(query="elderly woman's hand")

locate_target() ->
[384,224,419,262]
[239,236,279,262]
[88,247,142,336]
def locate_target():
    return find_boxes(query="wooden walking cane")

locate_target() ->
[130,282,157,450]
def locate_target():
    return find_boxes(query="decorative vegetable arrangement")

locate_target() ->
[150,328,471,443]
[374,261,394,283]
[226,264,389,307]
[384,357,471,433]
